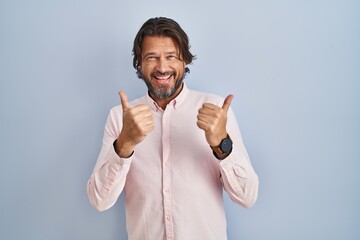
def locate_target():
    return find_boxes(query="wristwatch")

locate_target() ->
[210,134,233,159]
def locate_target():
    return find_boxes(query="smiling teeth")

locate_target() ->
[155,75,171,80]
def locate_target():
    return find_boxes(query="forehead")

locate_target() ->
[141,36,179,55]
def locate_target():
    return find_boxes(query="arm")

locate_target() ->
[87,91,154,211]
[219,108,259,208]
[87,107,132,211]
[197,95,259,208]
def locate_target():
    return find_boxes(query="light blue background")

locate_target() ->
[1,0,359,239]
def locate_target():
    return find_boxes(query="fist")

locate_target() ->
[197,95,233,146]
[115,91,154,157]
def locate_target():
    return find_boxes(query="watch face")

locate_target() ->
[221,138,233,153]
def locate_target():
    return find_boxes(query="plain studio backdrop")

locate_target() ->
[0,0,359,239]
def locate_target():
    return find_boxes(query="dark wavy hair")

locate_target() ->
[132,17,196,78]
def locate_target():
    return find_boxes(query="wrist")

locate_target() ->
[114,139,134,158]
[210,134,233,160]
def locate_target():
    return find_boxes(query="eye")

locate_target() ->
[146,56,157,61]
[167,55,176,60]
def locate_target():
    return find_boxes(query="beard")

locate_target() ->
[141,71,185,99]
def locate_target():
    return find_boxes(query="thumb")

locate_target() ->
[222,94,234,112]
[119,91,130,112]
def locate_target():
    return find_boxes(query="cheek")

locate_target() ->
[140,63,154,75]
[175,61,186,72]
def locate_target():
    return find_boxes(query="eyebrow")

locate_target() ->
[143,52,156,57]
[165,51,178,55]
[143,51,178,58]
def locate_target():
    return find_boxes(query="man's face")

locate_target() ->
[139,36,186,100]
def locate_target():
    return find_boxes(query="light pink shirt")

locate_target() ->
[87,84,259,240]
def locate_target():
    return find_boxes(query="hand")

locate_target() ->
[197,95,234,146]
[115,91,154,157]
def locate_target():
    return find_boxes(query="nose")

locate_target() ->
[156,57,168,73]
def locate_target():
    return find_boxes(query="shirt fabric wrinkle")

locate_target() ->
[87,83,259,240]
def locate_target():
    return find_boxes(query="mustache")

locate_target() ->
[151,71,175,78]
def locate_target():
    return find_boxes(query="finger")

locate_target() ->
[133,110,154,122]
[198,107,212,115]
[202,103,218,110]
[197,112,211,123]
[222,94,234,112]
[196,119,207,131]
[119,91,130,112]
[198,106,221,118]
[196,117,214,132]
[129,105,154,119]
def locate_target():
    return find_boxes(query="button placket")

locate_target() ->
[162,109,173,240]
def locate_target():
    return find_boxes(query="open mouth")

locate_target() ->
[152,73,174,84]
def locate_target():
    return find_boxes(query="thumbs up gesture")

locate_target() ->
[196,95,234,146]
[115,91,154,157]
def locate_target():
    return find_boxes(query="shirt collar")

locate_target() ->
[146,83,189,112]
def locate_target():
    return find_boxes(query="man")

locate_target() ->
[87,17,259,240]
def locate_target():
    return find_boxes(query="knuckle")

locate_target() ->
[214,112,221,118]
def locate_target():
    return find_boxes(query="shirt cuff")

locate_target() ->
[107,141,134,171]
